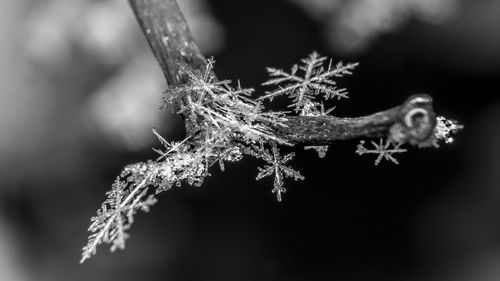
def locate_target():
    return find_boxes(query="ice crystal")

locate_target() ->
[433,116,463,147]
[260,52,357,113]
[356,138,407,165]
[166,58,289,144]
[252,143,304,202]
[152,128,190,160]
[216,146,243,172]
[304,145,329,158]
[81,162,158,263]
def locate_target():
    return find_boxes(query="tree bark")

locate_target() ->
[128,0,437,146]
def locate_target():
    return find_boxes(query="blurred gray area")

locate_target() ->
[0,0,500,280]
[288,0,460,54]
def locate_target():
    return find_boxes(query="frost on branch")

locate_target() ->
[356,138,407,165]
[355,115,463,165]
[81,162,158,263]
[81,132,212,262]
[166,58,289,144]
[432,116,464,147]
[301,100,335,158]
[82,50,461,262]
[260,51,358,114]
[260,52,356,158]
[81,57,295,262]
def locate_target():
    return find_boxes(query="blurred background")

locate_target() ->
[1,0,499,280]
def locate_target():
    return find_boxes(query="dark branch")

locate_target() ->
[275,95,436,146]
[129,0,207,134]
[129,0,206,84]
[128,0,437,147]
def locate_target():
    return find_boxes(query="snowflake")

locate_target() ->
[254,143,304,201]
[260,52,357,113]
[356,138,407,165]
[433,116,463,147]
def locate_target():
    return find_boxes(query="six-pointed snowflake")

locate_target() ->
[356,138,407,165]
[254,143,304,202]
[260,52,357,113]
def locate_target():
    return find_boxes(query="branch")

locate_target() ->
[129,0,207,134]
[128,0,437,146]
[129,0,206,83]
[274,95,436,146]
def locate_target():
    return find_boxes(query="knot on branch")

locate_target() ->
[390,94,436,146]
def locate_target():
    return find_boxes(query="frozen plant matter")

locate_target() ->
[81,52,462,262]
[80,53,354,262]
[81,0,462,263]
[433,116,464,146]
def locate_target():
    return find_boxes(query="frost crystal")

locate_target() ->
[356,138,407,165]
[81,162,158,263]
[253,143,304,202]
[152,128,190,160]
[433,116,463,147]
[166,58,289,144]
[260,52,357,113]
[304,145,329,158]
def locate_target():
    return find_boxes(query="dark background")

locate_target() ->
[1,0,500,280]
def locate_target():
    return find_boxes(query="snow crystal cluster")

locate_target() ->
[81,52,462,262]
